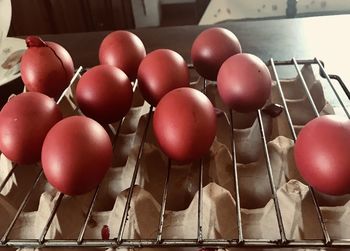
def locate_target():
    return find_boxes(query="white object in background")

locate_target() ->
[132,0,196,28]
[199,0,287,25]
[297,0,350,15]
[131,0,161,28]
[0,37,26,86]
[0,0,12,47]
[0,0,24,87]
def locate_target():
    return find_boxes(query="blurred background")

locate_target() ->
[7,0,350,36]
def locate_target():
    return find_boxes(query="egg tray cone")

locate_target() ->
[0,64,350,251]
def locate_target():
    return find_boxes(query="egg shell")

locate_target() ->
[153,87,216,163]
[99,30,146,81]
[21,41,74,99]
[0,92,62,164]
[217,53,272,113]
[76,65,133,124]
[294,115,350,195]
[137,49,189,106]
[41,116,113,195]
[191,27,241,81]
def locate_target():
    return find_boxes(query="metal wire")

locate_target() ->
[229,110,244,244]
[78,81,138,244]
[271,58,332,245]
[77,185,101,244]
[1,170,43,243]
[197,159,203,243]
[257,109,287,244]
[269,59,297,140]
[315,57,350,118]
[2,60,350,248]
[0,164,17,193]
[156,159,171,243]
[117,106,153,244]
[57,66,83,104]
[39,192,64,244]
[292,58,320,117]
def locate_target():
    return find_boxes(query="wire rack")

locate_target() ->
[1,57,350,249]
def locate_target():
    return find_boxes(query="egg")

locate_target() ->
[217,53,271,113]
[99,30,146,81]
[0,92,62,164]
[76,65,133,124]
[294,115,350,195]
[21,36,74,99]
[153,87,216,163]
[41,116,112,195]
[137,49,189,106]
[191,27,242,81]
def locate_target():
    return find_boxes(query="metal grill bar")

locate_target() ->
[2,60,350,249]
[57,66,83,104]
[8,238,350,248]
[78,79,140,243]
[156,159,171,243]
[291,58,320,117]
[1,170,43,243]
[117,106,153,243]
[229,110,244,244]
[269,59,297,140]
[0,164,17,193]
[315,57,350,118]
[77,185,100,244]
[271,58,332,245]
[38,192,64,244]
[328,74,350,100]
[197,159,203,243]
[257,109,287,244]
[196,75,208,243]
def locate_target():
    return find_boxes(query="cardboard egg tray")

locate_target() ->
[1,62,350,251]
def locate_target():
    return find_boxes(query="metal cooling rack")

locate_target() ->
[1,58,350,249]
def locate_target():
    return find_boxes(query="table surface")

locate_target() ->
[1,14,350,107]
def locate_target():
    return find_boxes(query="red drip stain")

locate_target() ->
[101,225,110,240]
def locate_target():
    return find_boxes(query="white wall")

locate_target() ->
[132,0,161,28]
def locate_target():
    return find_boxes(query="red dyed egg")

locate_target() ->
[191,27,241,81]
[99,31,146,81]
[0,92,62,164]
[294,115,350,195]
[217,53,271,113]
[137,49,189,106]
[42,116,112,195]
[21,36,74,99]
[76,65,133,124]
[153,87,216,163]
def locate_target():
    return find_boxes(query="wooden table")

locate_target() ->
[2,14,350,107]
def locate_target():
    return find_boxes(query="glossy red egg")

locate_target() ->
[217,53,271,113]
[191,27,242,81]
[153,87,216,163]
[42,116,112,195]
[99,30,146,81]
[137,49,189,106]
[0,92,62,164]
[76,65,133,124]
[21,36,74,99]
[294,115,350,195]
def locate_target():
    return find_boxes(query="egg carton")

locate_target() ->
[0,59,350,251]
